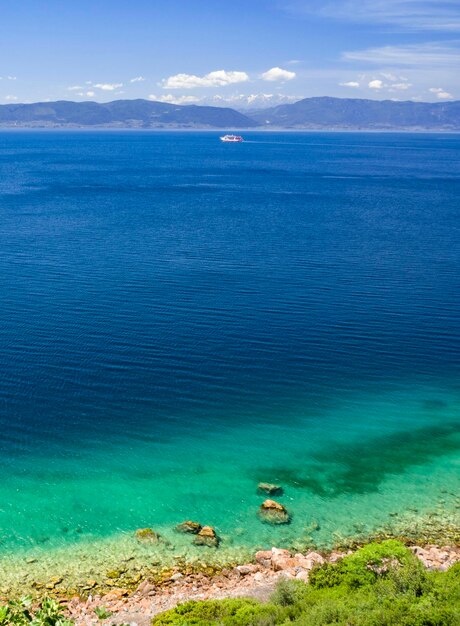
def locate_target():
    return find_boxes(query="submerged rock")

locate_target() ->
[257,482,284,496]
[82,579,97,590]
[106,569,124,579]
[258,499,291,525]
[193,526,219,548]
[45,576,63,590]
[175,520,202,534]
[135,528,160,542]
[305,520,320,533]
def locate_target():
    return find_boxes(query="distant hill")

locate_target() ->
[248,96,460,130]
[0,97,459,130]
[0,99,257,129]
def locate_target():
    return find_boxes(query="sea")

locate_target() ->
[0,130,459,587]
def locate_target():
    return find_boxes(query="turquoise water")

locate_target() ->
[0,131,459,579]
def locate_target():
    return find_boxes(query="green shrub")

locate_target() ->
[270,579,299,607]
[94,605,113,619]
[309,540,413,589]
[151,598,282,625]
[376,556,431,598]
[0,597,74,626]
[153,543,460,625]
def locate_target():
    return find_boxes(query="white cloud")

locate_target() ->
[130,76,145,83]
[76,91,95,98]
[340,74,413,93]
[429,87,454,99]
[380,72,398,81]
[261,67,296,81]
[68,85,83,91]
[93,82,123,91]
[437,91,454,99]
[390,82,412,90]
[343,43,460,67]
[4,95,18,101]
[162,70,249,89]
[149,93,201,104]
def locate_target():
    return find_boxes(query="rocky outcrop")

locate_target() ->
[410,545,460,571]
[175,521,202,534]
[254,547,327,578]
[193,526,219,548]
[257,499,290,525]
[64,544,460,625]
[257,483,283,496]
[134,528,160,543]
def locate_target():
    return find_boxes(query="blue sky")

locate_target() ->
[1,0,459,106]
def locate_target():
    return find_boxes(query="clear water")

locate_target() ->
[0,131,459,578]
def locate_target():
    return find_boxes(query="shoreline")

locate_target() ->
[1,126,460,134]
[1,503,458,602]
[22,542,460,625]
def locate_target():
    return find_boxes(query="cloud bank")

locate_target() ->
[343,43,460,67]
[288,0,460,32]
[261,67,296,81]
[162,70,249,89]
[93,82,123,91]
[429,87,453,99]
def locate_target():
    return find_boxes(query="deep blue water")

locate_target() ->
[0,131,459,558]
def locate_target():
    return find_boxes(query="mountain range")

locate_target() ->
[1,97,459,130]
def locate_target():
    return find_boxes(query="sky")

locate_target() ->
[1,0,459,107]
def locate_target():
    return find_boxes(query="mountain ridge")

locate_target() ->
[0,98,257,129]
[249,96,460,130]
[0,96,459,130]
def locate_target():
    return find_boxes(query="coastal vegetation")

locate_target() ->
[152,541,460,625]
[2,541,459,625]
[0,597,73,626]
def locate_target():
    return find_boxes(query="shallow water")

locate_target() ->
[0,131,459,577]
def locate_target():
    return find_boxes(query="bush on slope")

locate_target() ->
[152,541,460,626]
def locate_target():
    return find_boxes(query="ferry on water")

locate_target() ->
[220,134,244,142]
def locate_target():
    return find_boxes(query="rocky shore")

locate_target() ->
[64,543,460,626]
[2,493,459,624]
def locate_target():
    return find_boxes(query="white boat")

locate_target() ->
[220,134,243,142]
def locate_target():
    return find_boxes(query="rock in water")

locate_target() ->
[175,520,202,534]
[257,482,284,496]
[135,528,160,542]
[193,526,219,548]
[258,499,291,525]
